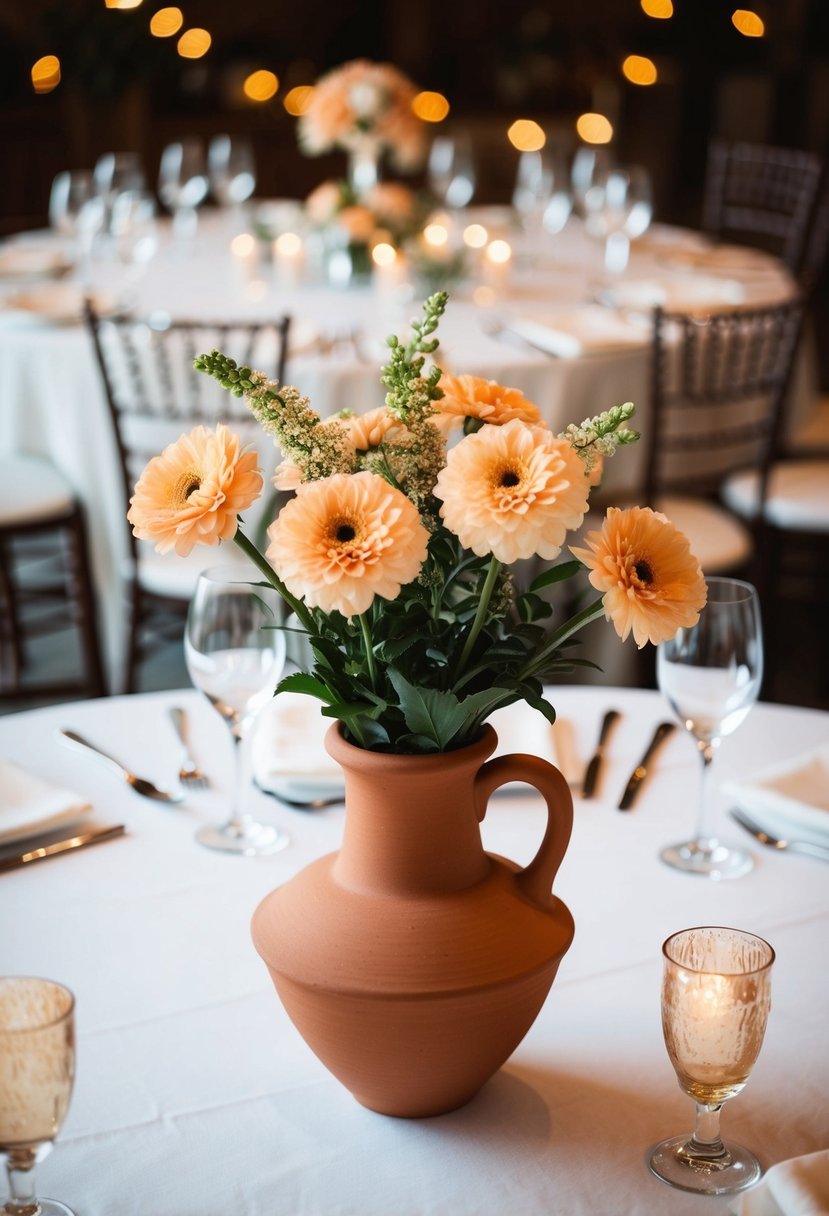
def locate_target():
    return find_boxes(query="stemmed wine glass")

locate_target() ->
[0,976,76,1216]
[428,133,476,211]
[185,567,289,855]
[48,171,106,287]
[110,189,159,306]
[583,165,653,273]
[649,926,775,1196]
[158,139,209,247]
[512,147,573,240]
[208,135,257,212]
[656,577,763,880]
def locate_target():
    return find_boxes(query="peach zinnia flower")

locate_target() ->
[433,418,590,564]
[129,424,262,556]
[437,374,543,427]
[570,506,707,648]
[266,470,429,617]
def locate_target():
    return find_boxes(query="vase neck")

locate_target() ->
[327,729,495,897]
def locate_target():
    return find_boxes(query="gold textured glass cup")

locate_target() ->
[0,977,76,1216]
[648,927,774,1196]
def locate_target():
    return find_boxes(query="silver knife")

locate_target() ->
[617,722,677,811]
[582,709,621,798]
[0,824,126,873]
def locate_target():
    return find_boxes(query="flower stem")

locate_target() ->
[233,527,317,636]
[520,596,607,680]
[456,556,501,678]
[359,612,378,692]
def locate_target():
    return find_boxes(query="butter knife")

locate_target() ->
[582,709,621,798]
[0,824,126,873]
[617,722,676,811]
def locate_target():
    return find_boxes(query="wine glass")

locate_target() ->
[110,189,159,307]
[512,147,573,240]
[48,171,106,286]
[583,166,653,273]
[93,152,146,211]
[158,139,209,246]
[208,135,257,209]
[428,133,476,211]
[656,577,763,880]
[570,145,612,216]
[0,977,76,1216]
[649,926,774,1196]
[185,566,289,855]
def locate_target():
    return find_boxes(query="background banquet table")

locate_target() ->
[0,210,803,687]
[0,685,827,1216]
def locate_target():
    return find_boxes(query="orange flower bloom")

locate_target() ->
[437,374,543,427]
[433,418,589,564]
[128,424,262,556]
[347,407,401,451]
[266,470,429,617]
[570,506,707,648]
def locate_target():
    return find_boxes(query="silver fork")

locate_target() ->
[168,707,209,789]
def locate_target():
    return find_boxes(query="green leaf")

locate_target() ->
[276,671,334,701]
[388,669,468,749]
[529,560,583,592]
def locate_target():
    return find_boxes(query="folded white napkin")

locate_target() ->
[0,759,92,846]
[731,1149,829,1216]
[600,273,747,314]
[507,305,650,358]
[722,744,829,848]
[251,694,565,801]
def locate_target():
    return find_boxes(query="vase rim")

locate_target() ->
[325,721,497,772]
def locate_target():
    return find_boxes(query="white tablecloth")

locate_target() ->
[0,212,805,690]
[0,686,827,1215]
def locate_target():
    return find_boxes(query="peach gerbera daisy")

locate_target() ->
[437,374,543,428]
[570,506,707,649]
[266,470,429,617]
[128,424,263,556]
[433,418,590,564]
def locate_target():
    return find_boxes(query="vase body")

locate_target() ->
[347,140,380,198]
[251,723,575,1118]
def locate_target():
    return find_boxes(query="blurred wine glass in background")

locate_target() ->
[583,166,654,273]
[208,135,257,222]
[110,188,159,305]
[49,170,106,287]
[428,133,476,211]
[158,139,209,249]
[570,145,613,217]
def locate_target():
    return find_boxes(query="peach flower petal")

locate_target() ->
[571,506,708,648]
[128,424,262,557]
[437,374,544,427]
[433,418,589,564]
[266,470,429,617]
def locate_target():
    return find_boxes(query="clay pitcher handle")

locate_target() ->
[475,753,573,909]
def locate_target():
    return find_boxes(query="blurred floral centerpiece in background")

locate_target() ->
[128,293,707,755]
[297,59,427,196]
[304,178,428,282]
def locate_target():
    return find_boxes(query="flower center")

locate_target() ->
[634,559,654,584]
[331,518,358,544]
[500,470,520,488]
[173,470,203,506]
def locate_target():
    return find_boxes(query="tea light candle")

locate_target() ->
[273,231,305,288]
[371,241,405,296]
[483,239,512,291]
[230,231,258,283]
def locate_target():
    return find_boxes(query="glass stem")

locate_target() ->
[226,724,253,836]
[693,739,719,852]
[5,1148,38,1215]
[685,1102,730,1163]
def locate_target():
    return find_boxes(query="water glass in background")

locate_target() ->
[48,170,106,286]
[158,139,209,249]
[93,152,147,212]
[570,145,613,217]
[208,134,257,228]
[583,165,654,273]
[110,189,159,306]
[428,133,476,211]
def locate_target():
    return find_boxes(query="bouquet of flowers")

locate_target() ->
[129,294,707,754]
[298,59,426,172]
[305,179,427,262]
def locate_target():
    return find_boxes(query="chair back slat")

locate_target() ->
[644,298,805,503]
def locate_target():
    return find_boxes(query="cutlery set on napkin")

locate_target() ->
[580,710,677,809]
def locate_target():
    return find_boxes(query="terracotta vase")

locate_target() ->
[251,722,574,1118]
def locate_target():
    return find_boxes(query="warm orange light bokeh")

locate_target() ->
[243,70,279,102]
[412,91,450,123]
[149,7,183,37]
[31,55,61,94]
[105,0,144,8]
[622,55,658,85]
[732,9,765,36]
[283,85,315,116]
[576,113,614,144]
[641,0,673,16]
[177,28,211,58]
[507,120,546,152]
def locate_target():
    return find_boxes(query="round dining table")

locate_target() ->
[0,684,827,1215]
[0,208,806,689]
